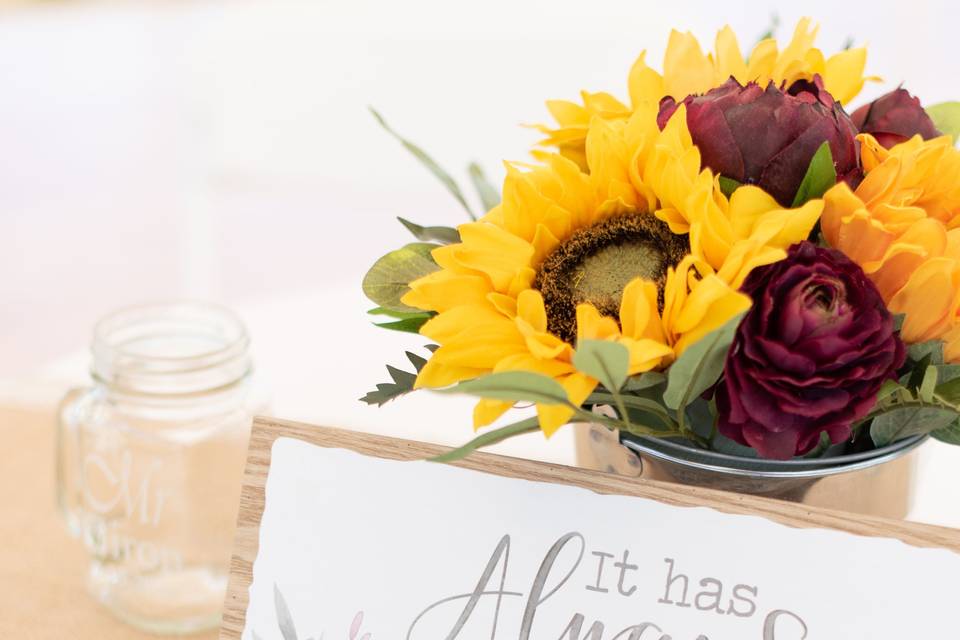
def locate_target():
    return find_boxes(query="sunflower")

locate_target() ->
[822,133,960,361]
[404,107,822,435]
[535,18,876,170]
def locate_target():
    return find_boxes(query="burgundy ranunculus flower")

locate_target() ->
[851,87,941,148]
[716,242,905,460]
[658,75,859,206]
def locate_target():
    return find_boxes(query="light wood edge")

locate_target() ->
[220,416,960,639]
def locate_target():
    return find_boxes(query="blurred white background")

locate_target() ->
[1,0,958,520]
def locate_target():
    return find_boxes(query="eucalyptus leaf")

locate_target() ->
[908,339,945,365]
[624,371,667,393]
[573,340,630,394]
[468,162,501,211]
[926,101,960,143]
[397,217,461,244]
[274,584,299,640]
[791,141,837,207]
[932,420,960,445]
[710,431,760,458]
[937,364,960,385]
[663,313,745,412]
[437,371,570,406]
[362,242,439,313]
[870,405,959,447]
[430,417,540,463]
[718,176,742,198]
[936,375,960,404]
[369,107,476,219]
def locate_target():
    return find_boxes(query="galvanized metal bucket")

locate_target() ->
[575,424,927,519]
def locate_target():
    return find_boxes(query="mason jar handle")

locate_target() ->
[56,387,88,537]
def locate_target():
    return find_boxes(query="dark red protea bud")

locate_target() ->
[658,76,859,207]
[851,87,941,148]
[716,242,905,460]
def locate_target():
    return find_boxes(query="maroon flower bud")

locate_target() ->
[658,76,859,207]
[716,242,905,460]
[851,87,941,148]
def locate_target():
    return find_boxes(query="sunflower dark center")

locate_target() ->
[535,214,689,344]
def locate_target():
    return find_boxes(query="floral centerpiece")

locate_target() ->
[361,18,960,467]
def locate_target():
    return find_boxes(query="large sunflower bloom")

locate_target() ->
[536,18,876,170]
[822,133,960,361]
[403,109,822,435]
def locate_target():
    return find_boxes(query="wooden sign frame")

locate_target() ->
[219,417,960,639]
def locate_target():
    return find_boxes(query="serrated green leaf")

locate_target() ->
[362,242,439,313]
[870,405,958,447]
[437,371,570,405]
[369,107,476,219]
[926,101,960,143]
[907,353,934,391]
[397,217,461,244]
[360,349,432,406]
[430,417,540,463]
[718,176,742,197]
[664,312,745,412]
[468,162,501,211]
[791,141,836,207]
[932,420,960,445]
[919,365,939,403]
[573,340,630,394]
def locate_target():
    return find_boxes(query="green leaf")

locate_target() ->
[397,217,461,245]
[468,162,501,211]
[892,313,906,332]
[919,365,939,403]
[936,374,960,404]
[791,141,837,207]
[369,107,476,219]
[429,417,540,463]
[803,432,833,459]
[932,420,960,445]
[368,306,434,334]
[436,371,570,406]
[359,350,431,406]
[926,101,960,143]
[664,312,745,412]
[937,364,960,385]
[624,371,667,393]
[573,340,630,394]
[908,339,945,365]
[906,352,934,391]
[870,405,959,447]
[374,316,431,333]
[362,242,439,313]
[718,176,742,197]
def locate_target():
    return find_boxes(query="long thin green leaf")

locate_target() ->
[274,584,298,640]
[435,371,570,405]
[430,418,540,462]
[370,107,476,219]
[397,217,461,244]
[468,162,501,211]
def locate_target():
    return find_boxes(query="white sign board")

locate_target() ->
[242,437,960,639]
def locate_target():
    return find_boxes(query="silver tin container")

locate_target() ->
[576,424,927,519]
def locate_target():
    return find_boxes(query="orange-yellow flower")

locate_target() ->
[822,133,960,361]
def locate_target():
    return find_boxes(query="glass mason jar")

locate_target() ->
[57,302,260,634]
